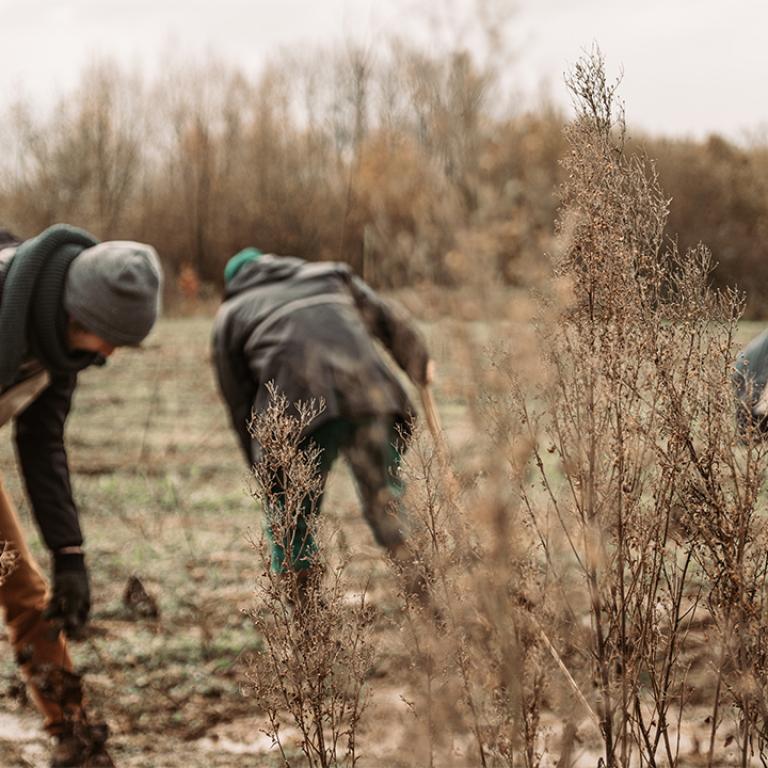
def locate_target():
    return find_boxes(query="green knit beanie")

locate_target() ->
[224,247,262,284]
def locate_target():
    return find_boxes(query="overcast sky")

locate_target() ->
[0,0,764,141]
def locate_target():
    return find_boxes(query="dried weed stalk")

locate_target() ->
[391,313,553,767]
[246,383,374,768]
[513,48,768,768]
[394,48,768,768]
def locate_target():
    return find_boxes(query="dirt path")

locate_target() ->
[0,707,288,768]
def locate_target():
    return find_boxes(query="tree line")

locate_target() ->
[2,45,767,315]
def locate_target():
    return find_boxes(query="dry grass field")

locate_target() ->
[0,312,763,768]
[0,311,488,767]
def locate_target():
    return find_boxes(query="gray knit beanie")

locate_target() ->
[63,241,163,346]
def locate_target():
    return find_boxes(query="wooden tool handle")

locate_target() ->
[419,385,443,441]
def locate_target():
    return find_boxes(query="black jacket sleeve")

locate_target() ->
[212,315,256,464]
[13,373,83,551]
[347,274,430,386]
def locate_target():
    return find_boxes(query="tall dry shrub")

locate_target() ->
[383,198,559,768]
[642,133,768,318]
[246,385,374,768]
[515,49,768,768]
[352,133,464,286]
[388,47,768,768]
[393,422,552,768]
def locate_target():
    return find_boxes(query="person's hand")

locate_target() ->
[43,551,90,639]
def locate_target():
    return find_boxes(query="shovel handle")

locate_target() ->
[419,385,443,443]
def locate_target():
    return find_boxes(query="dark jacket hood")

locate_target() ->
[224,254,306,299]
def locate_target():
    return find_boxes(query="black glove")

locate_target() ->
[44,551,91,639]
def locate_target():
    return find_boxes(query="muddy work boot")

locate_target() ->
[50,721,114,767]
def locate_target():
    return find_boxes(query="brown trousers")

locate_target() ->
[0,472,75,733]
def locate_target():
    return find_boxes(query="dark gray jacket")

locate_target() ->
[734,328,768,432]
[212,255,430,461]
[0,243,82,551]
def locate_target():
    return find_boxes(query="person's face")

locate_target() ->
[67,319,116,358]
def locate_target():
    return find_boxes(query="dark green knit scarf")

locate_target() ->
[0,224,100,389]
